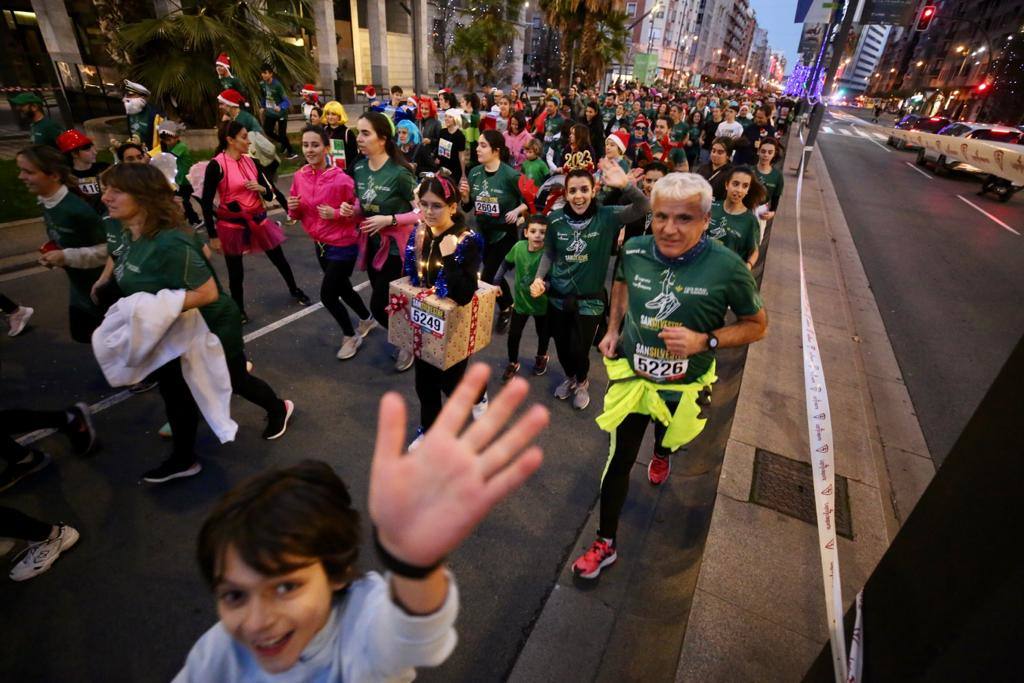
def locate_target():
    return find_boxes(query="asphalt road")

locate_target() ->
[0,190,764,681]
[817,107,1024,465]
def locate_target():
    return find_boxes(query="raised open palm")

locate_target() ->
[369,364,548,567]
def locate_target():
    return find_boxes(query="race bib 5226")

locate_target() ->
[633,352,688,381]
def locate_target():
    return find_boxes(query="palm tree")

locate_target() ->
[453,0,525,90]
[589,10,630,85]
[116,0,315,127]
[540,0,627,89]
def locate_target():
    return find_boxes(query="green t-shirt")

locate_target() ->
[601,106,617,127]
[542,114,565,156]
[105,219,243,358]
[44,192,105,313]
[521,158,549,188]
[234,109,263,134]
[351,158,415,257]
[708,202,759,260]
[219,75,246,100]
[671,121,690,143]
[468,162,523,244]
[463,112,481,144]
[259,79,288,119]
[754,166,784,208]
[615,235,762,383]
[31,117,63,148]
[545,205,621,316]
[504,240,547,316]
[170,141,195,188]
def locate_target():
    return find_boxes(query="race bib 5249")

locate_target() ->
[411,299,446,336]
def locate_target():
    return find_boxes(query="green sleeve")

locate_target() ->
[397,168,416,203]
[162,233,214,290]
[727,260,763,316]
[745,216,759,259]
[613,251,626,281]
[505,242,518,264]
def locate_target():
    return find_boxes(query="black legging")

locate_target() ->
[548,306,601,384]
[507,311,550,363]
[367,253,404,329]
[1,408,69,465]
[414,357,469,430]
[598,407,679,540]
[480,236,514,312]
[155,353,283,464]
[224,245,299,314]
[0,506,51,542]
[0,293,18,314]
[317,250,370,337]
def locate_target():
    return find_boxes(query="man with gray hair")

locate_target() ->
[572,172,767,580]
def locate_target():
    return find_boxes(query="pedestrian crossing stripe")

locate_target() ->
[823,126,834,134]
[839,128,853,136]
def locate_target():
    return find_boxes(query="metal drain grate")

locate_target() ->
[750,448,853,540]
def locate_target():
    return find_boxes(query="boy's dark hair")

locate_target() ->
[116,141,147,161]
[527,214,548,226]
[260,64,273,73]
[391,85,403,96]
[197,460,361,588]
[643,161,670,176]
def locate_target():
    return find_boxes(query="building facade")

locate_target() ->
[836,24,892,96]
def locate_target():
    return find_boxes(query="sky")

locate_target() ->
[749,0,802,73]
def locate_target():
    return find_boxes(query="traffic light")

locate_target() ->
[974,81,990,94]
[915,5,936,32]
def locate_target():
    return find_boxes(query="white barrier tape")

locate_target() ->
[886,127,1024,185]
[846,590,864,683]
[795,145,848,683]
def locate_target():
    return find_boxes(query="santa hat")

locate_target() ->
[633,114,650,128]
[363,85,377,99]
[300,83,318,95]
[407,97,418,109]
[606,130,629,154]
[217,89,245,108]
[215,53,231,72]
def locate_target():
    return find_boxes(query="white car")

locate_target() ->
[917,123,1023,175]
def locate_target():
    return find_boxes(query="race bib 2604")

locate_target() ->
[475,196,499,217]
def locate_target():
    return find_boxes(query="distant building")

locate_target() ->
[836,25,892,96]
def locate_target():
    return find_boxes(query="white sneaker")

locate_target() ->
[10,524,80,581]
[7,306,33,337]
[357,317,378,338]
[395,349,415,372]
[472,392,489,420]
[336,335,363,360]
[554,377,576,400]
[572,380,591,410]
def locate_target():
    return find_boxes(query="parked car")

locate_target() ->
[887,115,950,149]
[917,123,1024,175]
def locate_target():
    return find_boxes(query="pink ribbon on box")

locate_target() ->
[385,293,409,319]
[466,294,480,356]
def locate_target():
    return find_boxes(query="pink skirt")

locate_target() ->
[216,217,286,256]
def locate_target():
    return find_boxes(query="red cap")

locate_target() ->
[56,129,93,154]
[215,53,231,69]
[363,85,377,99]
[300,83,318,95]
[217,89,246,107]
[633,114,650,128]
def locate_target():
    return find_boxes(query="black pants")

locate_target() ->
[598,407,679,540]
[0,506,51,541]
[507,311,550,363]
[480,236,514,311]
[318,252,370,337]
[265,115,294,155]
[549,306,601,383]
[0,293,17,314]
[1,408,70,465]
[178,183,201,226]
[414,357,469,430]
[367,253,404,329]
[224,245,299,314]
[154,354,282,464]
[69,305,103,344]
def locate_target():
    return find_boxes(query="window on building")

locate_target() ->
[356,0,368,28]
[333,0,352,21]
[626,2,637,16]
[533,16,541,28]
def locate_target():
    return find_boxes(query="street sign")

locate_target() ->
[634,53,658,84]
[860,0,916,25]
[794,0,833,24]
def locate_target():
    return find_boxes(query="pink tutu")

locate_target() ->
[215,215,286,255]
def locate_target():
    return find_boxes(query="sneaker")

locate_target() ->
[286,152,300,160]
[336,335,363,360]
[263,399,295,440]
[141,457,202,484]
[291,288,312,306]
[554,377,576,400]
[501,362,520,383]
[395,350,415,372]
[158,422,172,439]
[66,402,97,456]
[496,307,512,334]
[357,317,378,338]
[240,310,250,325]
[572,537,617,579]
[9,524,80,582]
[7,306,33,337]
[129,379,159,394]
[246,359,254,373]
[533,354,549,376]
[472,392,489,420]
[0,450,51,493]
[648,452,671,485]
[408,426,425,451]
[572,380,590,410]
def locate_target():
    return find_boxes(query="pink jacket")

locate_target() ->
[288,164,361,247]
[504,129,534,169]
[356,218,417,272]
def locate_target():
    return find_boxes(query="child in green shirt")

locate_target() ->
[520,139,550,189]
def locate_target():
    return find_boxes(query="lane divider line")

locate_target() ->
[16,280,369,446]
[905,162,933,180]
[956,195,1021,236]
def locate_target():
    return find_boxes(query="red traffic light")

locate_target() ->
[975,81,990,93]
[915,5,937,32]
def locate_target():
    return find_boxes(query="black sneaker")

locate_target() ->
[141,457,202,484]
[496,307,512,334]
[291,289,311,306]
[129,379,159,394]
[66,402,97,456]
[263,399,295,440]
[0,451,51,493]
[533,354,549,376]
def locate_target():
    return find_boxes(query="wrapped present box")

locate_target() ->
[387,277,497,370]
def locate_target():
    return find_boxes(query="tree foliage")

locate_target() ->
[540,0,628,88]
[116,0,315,127]
[451,0,524,90]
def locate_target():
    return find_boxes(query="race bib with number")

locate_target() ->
[439,138,453,159]
[411,299,446,336]
[474,196,500,217]
[633,352,688,381]
[330,139,346,169]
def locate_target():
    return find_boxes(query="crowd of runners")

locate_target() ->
[2,55,798,680]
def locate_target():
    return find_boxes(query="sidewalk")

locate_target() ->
[674,134,935,680]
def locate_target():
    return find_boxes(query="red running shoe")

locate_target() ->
[572,538,617,579]
[648,452,671,485]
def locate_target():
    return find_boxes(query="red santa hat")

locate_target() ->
[217,89,245,108]
[300,83,318,95]
[363,85,377,99]
[606,129,630,154]
[633,114,650,128]
[215,53,231,72]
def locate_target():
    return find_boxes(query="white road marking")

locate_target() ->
[17,281,370,446]
[905,162,933,179]
[0,265,47,283]
[839,128,853,136]
[956,195,1021,236]
[822,126,835,134]
[871,132,888,141]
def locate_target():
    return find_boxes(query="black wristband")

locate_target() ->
[373,527,444,579]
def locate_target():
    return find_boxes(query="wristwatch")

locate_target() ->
[390,215,398,226]
[706,332,719,351]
